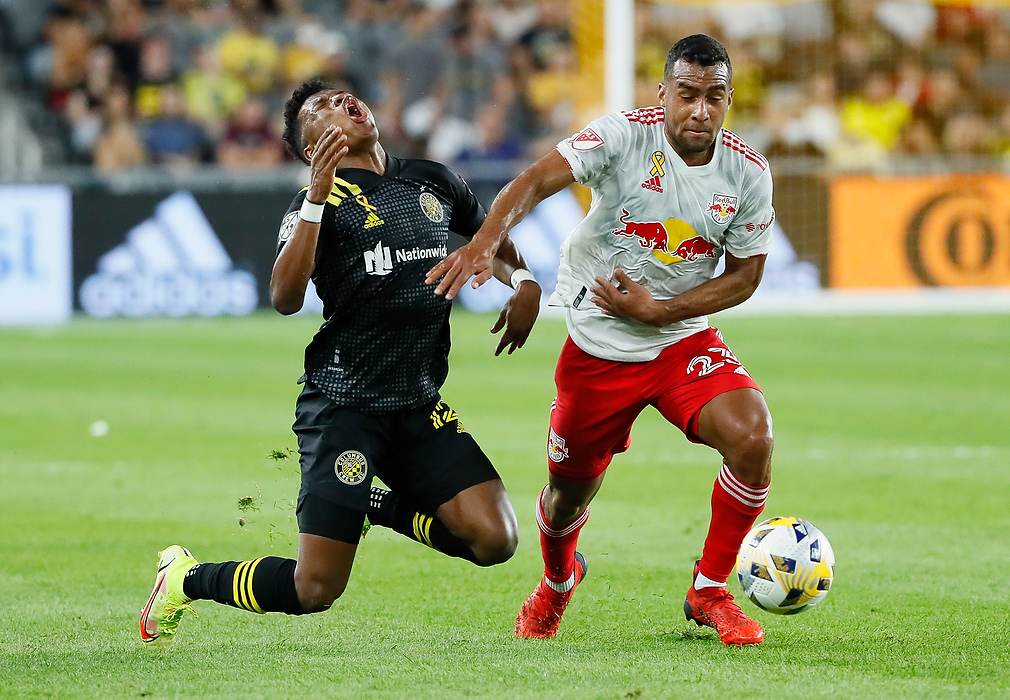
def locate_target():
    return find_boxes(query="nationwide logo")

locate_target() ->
[569,127,604,151]
[78,191,258,317]
[641,151,666,193]
[364,241,447,275]
[363,241,393,275]
[612,208,720,264]
[708,193,738,225]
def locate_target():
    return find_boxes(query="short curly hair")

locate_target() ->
[664,34,732,83]
[282,78,332,165]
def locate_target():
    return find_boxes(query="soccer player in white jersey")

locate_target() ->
[428,35,775,646]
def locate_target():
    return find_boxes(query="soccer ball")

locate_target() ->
[736,516,834,615]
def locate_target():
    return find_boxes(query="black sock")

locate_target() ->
[182,556,306,615]
[368,486,479,564]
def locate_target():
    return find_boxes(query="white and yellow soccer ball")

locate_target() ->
[736,516,835,615]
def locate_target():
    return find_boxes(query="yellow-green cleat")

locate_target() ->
[140,545,198,644]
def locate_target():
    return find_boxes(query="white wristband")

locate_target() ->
[299,198,324,223]
[510,268,537,290]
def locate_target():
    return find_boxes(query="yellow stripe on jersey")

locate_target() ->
[299,177,364,208]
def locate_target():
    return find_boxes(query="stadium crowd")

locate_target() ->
[4,0,1010,175]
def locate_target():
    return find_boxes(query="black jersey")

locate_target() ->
[276,156,485,414]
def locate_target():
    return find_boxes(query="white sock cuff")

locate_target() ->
[545,571,576,593]
[693,571,727,590]
[536,486,590,537]
[717,465,769,509]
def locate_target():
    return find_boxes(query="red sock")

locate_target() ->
[537,486,589,590]
[699,464,769,583]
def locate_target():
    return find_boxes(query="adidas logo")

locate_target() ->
[78,191,258,317]
[363,241,393,275]
[641,175,663,192]
[363,210,385,228]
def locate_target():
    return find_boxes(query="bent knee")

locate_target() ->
[473,529,518,566]
[294,576,347,613]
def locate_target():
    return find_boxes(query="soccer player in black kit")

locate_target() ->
[140,79,541,643]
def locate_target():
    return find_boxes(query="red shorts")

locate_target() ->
[547,327,761,480]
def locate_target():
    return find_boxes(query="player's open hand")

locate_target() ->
[306,125,348,203]
[591,269,665,326]
[425,239,498,300]
[490,280,540,356]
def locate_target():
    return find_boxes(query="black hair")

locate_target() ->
[664,34,732,83]
[282,78,332,165]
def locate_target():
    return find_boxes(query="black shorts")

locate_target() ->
[293,381,500,543]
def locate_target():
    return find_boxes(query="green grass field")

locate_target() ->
[1,310,1009,699]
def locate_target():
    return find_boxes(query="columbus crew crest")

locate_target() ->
[278,211,299,243]
[334,450,368,485]
[419,192,445,222]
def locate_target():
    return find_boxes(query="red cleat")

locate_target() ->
[515,552,587,639]
[684,561,764,646]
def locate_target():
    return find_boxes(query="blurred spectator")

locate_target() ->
[105,0,147,93]
[283,21,348,91]
[840,68,911,151]
[28,13,92,110]
[896,116,940,155]
[65,88,103,159]
[490,0,538,46]
[182,43,248,136]
[768,71,841,156]
[216,8,281,94]
[517,0,571,71]
[141,83,209,167]
[942,111,994,155]
[525,40,577,139]
[93,84,148,170]
[455,99,524,155]
[384,4,447,110]
[440,21,505,121]
[916,67,963,146]
[216,96,283,167]
[135,35,178,118]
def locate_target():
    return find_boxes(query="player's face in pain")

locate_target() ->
[659,60,733,166]
[299,90,378,159]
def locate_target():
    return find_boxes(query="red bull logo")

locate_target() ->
[709,193,738,225]
[613,209,669,251]
[672,236,718,262]
[611,209,719,264]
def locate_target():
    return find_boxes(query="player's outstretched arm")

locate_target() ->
[426,149,575,300]
[488,236,541,356]
[270,125,347,314]
[591,254,766,327]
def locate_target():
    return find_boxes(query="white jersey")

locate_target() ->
[551,106,775,362]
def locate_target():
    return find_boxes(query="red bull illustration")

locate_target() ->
[612,209,721,264]
[613,209,669,252]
